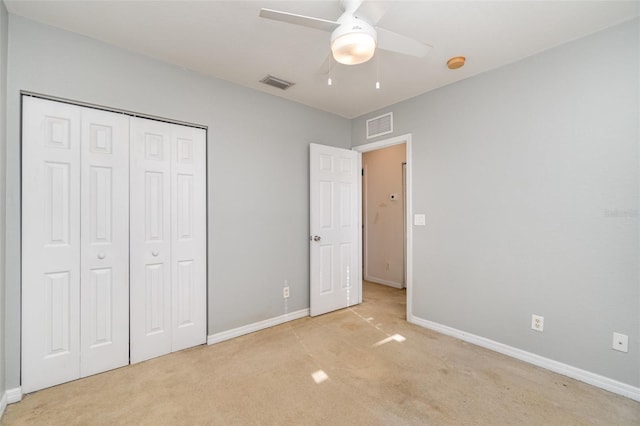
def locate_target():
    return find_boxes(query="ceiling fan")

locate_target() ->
[259,0,432,66]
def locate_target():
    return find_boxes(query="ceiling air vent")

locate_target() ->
[260,75,295,90]
[366,112,393,139]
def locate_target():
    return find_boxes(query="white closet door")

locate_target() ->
[22,97,82,393]
[130,118,206,363]
[170,124,206,351]
[80,108,130,376]
[130,117,173,363]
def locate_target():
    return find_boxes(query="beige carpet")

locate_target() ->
[3,282,639,425]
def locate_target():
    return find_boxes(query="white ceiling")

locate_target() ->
[5,0,639,118]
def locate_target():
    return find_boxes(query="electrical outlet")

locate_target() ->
[283,286,290,299]
[612,332,628,353]
[531,315,544,332]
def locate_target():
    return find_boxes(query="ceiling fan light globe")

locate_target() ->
[331,32,376,65]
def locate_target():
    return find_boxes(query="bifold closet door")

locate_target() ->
[170,124,207,352]
[22,97,81,393]
[130,117,206,363]
[22,97,130,393]
[80,107,130,377]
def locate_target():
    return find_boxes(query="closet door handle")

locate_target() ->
[97,253,106,260]
[152,250,159,257]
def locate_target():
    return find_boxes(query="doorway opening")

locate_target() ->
[354,134,413,321]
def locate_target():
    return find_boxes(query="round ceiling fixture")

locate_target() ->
[447,56,466,70]
[331,17,377,65]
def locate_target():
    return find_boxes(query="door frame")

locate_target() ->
[353,133,413,321]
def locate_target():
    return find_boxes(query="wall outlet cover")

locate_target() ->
[612,332,628,353]
[531,314,544,332]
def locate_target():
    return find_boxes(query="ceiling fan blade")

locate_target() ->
[340,0,363,14]
[259,8,339,32]
[376,27,432,58]
[354,1,387,25]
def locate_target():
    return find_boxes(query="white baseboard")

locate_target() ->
[1,387,23,418]
[410,316,640,402]
[6,388,21,404]
[364,276,403,289]
[207,308,309,345]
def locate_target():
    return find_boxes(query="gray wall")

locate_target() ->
[0,0,7,401]
[353,19,640,386]
[4,16,351,389]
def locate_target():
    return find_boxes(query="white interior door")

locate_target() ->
[170,124,207,351]
[80,107,130,376]
[22,97,82,393]
[130,118,207,363]
[309,143,360,316]
[130,117,173,363]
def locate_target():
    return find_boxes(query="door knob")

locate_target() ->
[313,235,321,242]
[97,253,106,260]
[152,250,159,257]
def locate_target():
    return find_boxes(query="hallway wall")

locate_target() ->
[363,144,406,288]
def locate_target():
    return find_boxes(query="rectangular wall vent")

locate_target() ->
[260,75,295,91]
[366,112,393,139]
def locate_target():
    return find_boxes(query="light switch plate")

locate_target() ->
[414,214,426,226]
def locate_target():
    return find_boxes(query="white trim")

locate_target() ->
[0,391,6,418]
[365,276,403,289]
[410,316,640,402]
[353,134,413,322]
[353,134,408,153]
[360,160,367,303]
[207,308,309,345]
[7,387,22,404]
[355,154,363,304]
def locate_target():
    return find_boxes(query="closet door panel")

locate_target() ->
[22,97,82,393]
[80,108,130,377]
[130,117,172,363]
[171,125,207,351]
